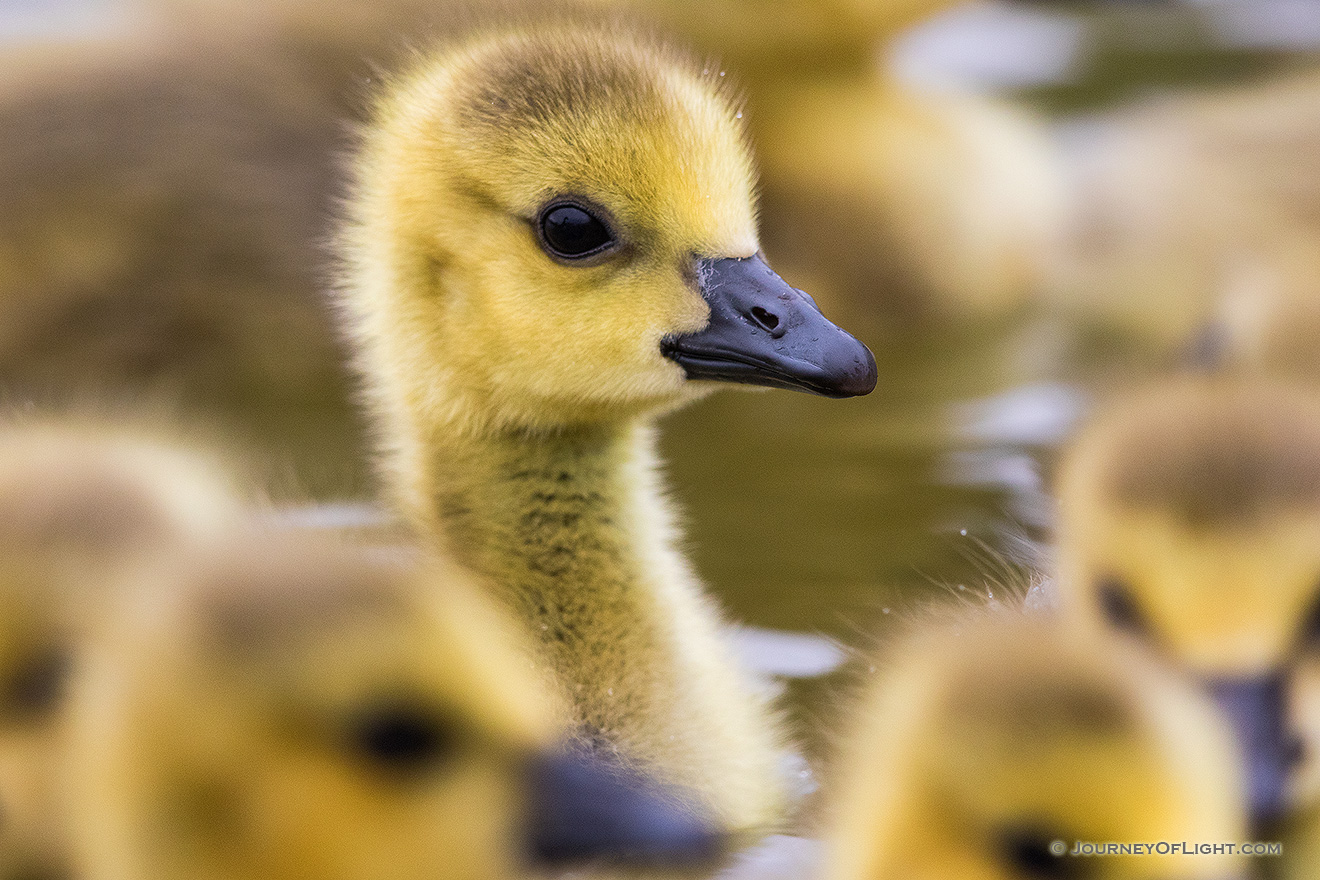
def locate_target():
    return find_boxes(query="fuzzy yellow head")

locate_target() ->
[823,612,1245,880]
[70,537,546,880]
[69,532,722,880]
[347,23,753,430]
[1056,378,1320,823]
[342,18,874,437]
[0,420,241,879]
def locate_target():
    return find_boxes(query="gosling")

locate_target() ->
[67,531,723,880]
[0,418,241,879]
[1056,376,1320,831]
[822,609,1246,880]
[338,15,876,834]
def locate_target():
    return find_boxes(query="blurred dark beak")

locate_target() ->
[524,749,724,869]
[662,255,877,398]
[1207,674,1298,832]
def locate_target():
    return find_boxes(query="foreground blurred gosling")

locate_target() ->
[0,420,241,879]
[68,532,723,880]
[339,16,876,833]
[1056,378,1320,828]
[822,610,1246,880]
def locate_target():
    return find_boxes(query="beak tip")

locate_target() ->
[845,346,879,397]
[818,336,877,398]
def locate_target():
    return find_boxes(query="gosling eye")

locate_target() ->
[1299,585,1320,644]
[344,700,458,776]
[1095,576,1151,638]
[2,646,69,722]
[995,827,1088,879]
[536,201,616,262]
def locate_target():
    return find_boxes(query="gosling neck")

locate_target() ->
[407,417,668,622]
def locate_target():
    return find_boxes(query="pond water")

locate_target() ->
[658,313,1073,752]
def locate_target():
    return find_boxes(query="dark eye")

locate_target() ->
[1299,586,1320,644]
[2,646,68,721]
[1095,577,1150,637]
[345,701,457,774]
[537,202,615,261]
[997,827,1087,879]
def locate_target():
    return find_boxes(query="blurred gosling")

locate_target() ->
[1056,377,1320,830]
[631,0,1063,333]
[1048,68,1320,356]
[338,15,876,834]
[623,0,957,92]
[0,24,371,494]
[0,418,241,880]
[750,78,1063,332]
[67,532,723,880]
[822,610,1246,880]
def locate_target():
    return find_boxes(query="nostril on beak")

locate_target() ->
[749,306,783,337]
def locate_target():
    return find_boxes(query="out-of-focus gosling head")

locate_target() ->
[1047,69,1320,354]
[0,419,242,879]
[0,420,242,567]
[1056,378,1320,828]
[68,532,723,880]
[620,0,962,80]
[340,17,875,436]
[751,81,1064,330]
[822,610,1246,880]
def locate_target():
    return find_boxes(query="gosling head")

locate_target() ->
[0,420,241,879]
[69,532,723,880]
[824,612,1246,880]
[1056,378,1320,830]
[342,19,876,434]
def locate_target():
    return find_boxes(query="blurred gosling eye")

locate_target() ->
[537,202,615,261]
[2,646,68,721]
[346,702,457,774]
[1095,577,1150,637]
[1300,586,1320,644]
[997,828,1087,879]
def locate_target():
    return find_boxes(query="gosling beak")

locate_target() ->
[1206,674,1297,832]
[525,749,724,869]
[662,255,877,398]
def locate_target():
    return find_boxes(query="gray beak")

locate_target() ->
[1206,674,1299,832]
[524,749,724,869]
[662,255,877,398]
